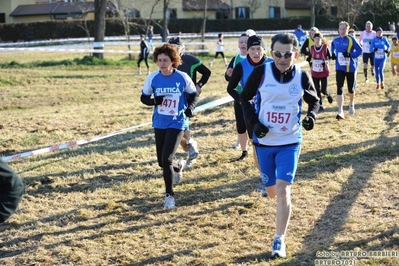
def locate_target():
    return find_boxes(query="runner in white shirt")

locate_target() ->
[359,21,377,83]
[209,33,228,67]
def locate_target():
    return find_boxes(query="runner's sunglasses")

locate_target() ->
[272,51,294,58]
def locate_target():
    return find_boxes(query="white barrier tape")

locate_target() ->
[1,30,358,48]
[41,41,250,47]
[1,61,307,163]
[0,34,201,47]
[0,47,135,54]
[1,122,150,162]
[193,96,233,113]
[7,30,398,49]
[0,47,213,54]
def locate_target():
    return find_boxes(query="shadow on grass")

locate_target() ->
[0,173,262,260]
[2,96,399,264]
[272,93,399,265]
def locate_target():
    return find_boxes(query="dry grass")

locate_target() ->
[1,48,399,266]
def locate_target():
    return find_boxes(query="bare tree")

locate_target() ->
[144,0,162,36]
[93,0,107,59]
[72,5,92,49]
[311,0,316,27]
[246,0,261,19]
[110,0,134,59]
[343,0,363,26]
[320,0,363,26]
[162,0,168,42]
[202,0,208,50]
[109,0,163,59]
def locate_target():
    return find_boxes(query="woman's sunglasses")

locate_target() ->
[272,51,294,58]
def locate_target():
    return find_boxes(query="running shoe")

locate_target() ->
[327,94,333,104]
[164,194,175,208]
[348,104,355,115]
[237,150,248,161]
[173,160,186,184]
[271,237,286,258]
[336,111,345,120]
[188,140,199,160]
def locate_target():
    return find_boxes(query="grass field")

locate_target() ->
[1,45,399,266]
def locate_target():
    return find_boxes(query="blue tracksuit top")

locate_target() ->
[141,69,197,130]
[369,37,391,60]
[331,35,362,72]
[240,57,273,88]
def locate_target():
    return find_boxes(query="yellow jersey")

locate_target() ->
[390,44,399,64]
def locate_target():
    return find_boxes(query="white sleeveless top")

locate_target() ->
[255,64,304,146]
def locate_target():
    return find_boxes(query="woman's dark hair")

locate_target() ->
[152,43,182,68]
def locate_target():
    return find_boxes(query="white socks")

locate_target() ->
[336,94,344,113]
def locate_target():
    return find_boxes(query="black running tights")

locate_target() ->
[336,70,355,95]
[154,128,184,196]
[312,76,329,104]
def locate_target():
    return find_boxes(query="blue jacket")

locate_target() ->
[294,29,305,45]
[370,37,391,61]
[331,35,362,72]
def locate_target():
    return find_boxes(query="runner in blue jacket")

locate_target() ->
[370,27,391,89]
[331,21,362,120]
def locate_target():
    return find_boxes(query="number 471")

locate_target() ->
[162,99,177,108]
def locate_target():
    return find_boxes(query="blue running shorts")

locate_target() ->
[255,143,301,187]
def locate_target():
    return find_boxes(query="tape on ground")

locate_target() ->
[1,97,233,163]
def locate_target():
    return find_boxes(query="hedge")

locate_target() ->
[0,16,343,43]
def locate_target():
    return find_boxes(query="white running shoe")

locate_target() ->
[188,140,199,160]
[173,160,186,184]
[336,111,345,120]
[349,104,355,115]
[164,194,175,208]
[271,237,286,258]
